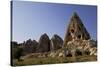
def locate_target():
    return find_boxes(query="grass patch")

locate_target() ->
[13,55,97,66]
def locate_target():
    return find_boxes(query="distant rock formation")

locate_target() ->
[50,34,63,51]
[37,33,51,53]
[22,39,38,55]
[64,12,90,47]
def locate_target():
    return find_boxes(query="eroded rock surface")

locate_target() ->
[64,12,90,47]
[37,33,51,53]
[50,34,63,51]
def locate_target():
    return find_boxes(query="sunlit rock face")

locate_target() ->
[50,34,63,51]
[64,12,90,47]
[64,39,97,57]
[63,12,97,57]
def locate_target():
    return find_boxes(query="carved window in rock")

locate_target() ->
[71,29,74,33]
[78,35,81,39]
[68,33,70,36]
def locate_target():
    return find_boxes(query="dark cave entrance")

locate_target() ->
[71,29,74,33]
[78,35,81,39]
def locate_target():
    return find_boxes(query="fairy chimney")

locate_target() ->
[64,12,90,47]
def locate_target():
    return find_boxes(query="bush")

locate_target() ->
[14,47,23,61]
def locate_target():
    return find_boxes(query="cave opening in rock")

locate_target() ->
[68,33,70,36]
[78,35,81,39]
[71,29,74,33]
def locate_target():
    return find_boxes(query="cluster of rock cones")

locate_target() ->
[12,12,97,59]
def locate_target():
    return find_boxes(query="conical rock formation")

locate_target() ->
[37,33,50,53]
[63,12,97,57]
[64,12,90,47]
[50,34,63,51]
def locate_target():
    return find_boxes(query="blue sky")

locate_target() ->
[12,1,97,43]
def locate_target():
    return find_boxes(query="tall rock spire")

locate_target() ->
[64,12,90,47]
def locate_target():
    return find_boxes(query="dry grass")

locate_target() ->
[13,55,97,66]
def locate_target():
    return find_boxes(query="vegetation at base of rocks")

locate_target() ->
[12,55,97,66]
[12,47,24,61]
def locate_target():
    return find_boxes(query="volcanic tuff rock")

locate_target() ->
[23,39,38,55]
[64,12,90,47]
[62,12,97,57]
[64,39,97,56]
[37,33,51,53]
[50,34,63,51]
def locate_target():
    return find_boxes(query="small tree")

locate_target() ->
[14,47,23,61]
